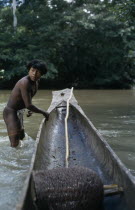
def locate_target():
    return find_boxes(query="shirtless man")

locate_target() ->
[3,59,49,147]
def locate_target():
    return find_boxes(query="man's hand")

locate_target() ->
[43,111,49,121]
[27,110,33,117]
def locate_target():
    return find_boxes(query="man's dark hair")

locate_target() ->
[26,59,48,75]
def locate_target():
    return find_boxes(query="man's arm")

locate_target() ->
[20,80,49,119]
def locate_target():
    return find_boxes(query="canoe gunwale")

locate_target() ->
[16,118,45,210]
[73,103,135,184]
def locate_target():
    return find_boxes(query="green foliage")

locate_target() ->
[0,0,135,89]
[110,0,135,87]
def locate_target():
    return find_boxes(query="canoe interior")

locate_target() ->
[33,103,130,210]
[17,87,135,210]
[34,105,112,180]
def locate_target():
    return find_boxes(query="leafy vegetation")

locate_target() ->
[0,0,135,89]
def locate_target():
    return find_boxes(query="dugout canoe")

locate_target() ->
[16,88,135,210]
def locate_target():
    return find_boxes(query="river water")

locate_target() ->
[0,89,135,209]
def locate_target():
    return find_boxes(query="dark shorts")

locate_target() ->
[3,106,25,144]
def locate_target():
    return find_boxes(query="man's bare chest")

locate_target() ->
[30,82,38,97]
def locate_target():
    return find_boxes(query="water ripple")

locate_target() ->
[0,135,35,210]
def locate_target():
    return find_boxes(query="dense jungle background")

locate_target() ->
[0,0,135,89]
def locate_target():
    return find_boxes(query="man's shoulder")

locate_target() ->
[18,76,29,84]
[17,76,30,87]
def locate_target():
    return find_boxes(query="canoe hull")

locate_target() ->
[16,89,135,210]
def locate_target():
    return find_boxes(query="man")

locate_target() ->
[3,59,49,147]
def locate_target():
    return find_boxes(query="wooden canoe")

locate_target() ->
[16,89,135,210]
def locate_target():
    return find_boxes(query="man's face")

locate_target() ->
[29,67,42,81]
